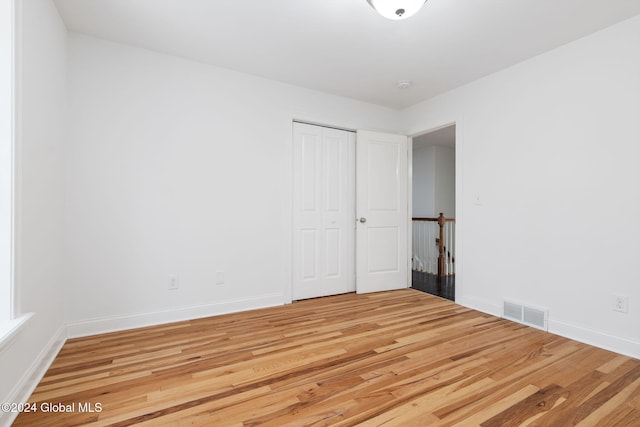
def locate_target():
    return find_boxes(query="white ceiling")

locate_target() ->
[53,0,640,110]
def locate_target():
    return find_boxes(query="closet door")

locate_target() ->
[293,123,355,300]
[355,130,409,294]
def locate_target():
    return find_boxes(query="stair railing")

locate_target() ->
[412,213,455,276]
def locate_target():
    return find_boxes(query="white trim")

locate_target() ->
[1,0,16,324]
[347,131,357,293]
[548,319,640,360]
[407,137,413,287]
[0,324,66,426]
[292,119,356,134]
[284,119,295,305]
[457,294,502,318]
[66,294,283,338]
[9,0,18,321]
[0,312,32,353]
[11,0,22,319]
[453,119,463,301]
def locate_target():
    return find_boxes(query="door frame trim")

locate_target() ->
[407,137,413,288]
[292,119,356,134]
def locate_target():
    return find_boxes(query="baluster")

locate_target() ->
[412,221,416,270]
[429,221,435,274]
[437,213,445,277]
[432,222,436,273]
[418,221,423,272]
[417,221,422,271]
[445,221,451,276]
[425,222,429,273]
[432,221,436,274]
[442,221,446,276]
[449,221,453,275]
[416,221,420,271]
[449,221,455,275]
[417,222,420,273]
[451,221,455,275]
[424,222,427,272]
[418,222,422,271]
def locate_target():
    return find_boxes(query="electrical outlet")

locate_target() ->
[613,294,628,313]
[215,271,224,285]
[168,275,179,290]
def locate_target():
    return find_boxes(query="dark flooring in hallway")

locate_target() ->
[411,271,455,301]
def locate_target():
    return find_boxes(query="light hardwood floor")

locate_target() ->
[14,289,640,426]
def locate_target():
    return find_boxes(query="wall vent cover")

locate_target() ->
[503,301,523,322]
[523,306,546,329]
[503,300,548,331]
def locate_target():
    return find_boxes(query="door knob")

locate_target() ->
[359,217,367,223]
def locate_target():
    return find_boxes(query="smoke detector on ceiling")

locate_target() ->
[397,80,412,89]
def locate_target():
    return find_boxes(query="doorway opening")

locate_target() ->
[410,124,456,301]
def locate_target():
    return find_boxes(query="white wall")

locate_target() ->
[0,0,67,418]
[402,15,640,357]
[434,145,455,218]
[64,34,400,335]
[412,144,455,218]
[412,145,435,217]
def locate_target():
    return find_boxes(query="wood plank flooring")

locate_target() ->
[14,289,640,426]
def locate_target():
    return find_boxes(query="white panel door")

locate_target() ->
[293,123,355,300]
[356,130,408,294]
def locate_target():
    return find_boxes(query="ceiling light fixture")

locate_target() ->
[367,0,427,20]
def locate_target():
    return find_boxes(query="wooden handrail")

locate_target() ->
[412,216,455,222]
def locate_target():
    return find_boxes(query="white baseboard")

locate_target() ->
[66,294,284,338]
[0,325,67,427]
[548,319,640,360]
[456,295,502,318]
